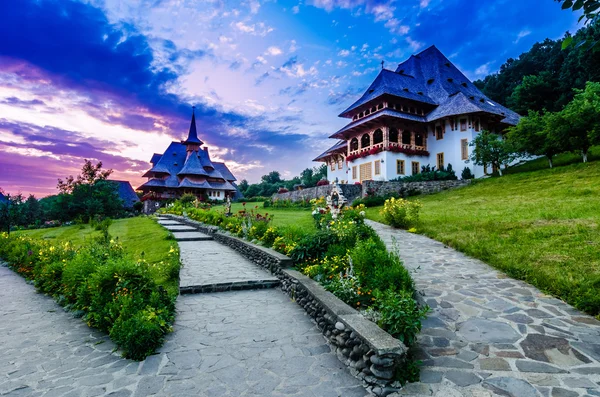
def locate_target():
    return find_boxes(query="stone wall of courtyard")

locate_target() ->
[272,179,471,203]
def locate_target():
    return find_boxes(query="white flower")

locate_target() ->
[359,211,365,217]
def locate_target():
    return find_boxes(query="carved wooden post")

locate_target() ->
[383,125,389,150]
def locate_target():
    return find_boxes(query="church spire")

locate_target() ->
[184,106,203,145]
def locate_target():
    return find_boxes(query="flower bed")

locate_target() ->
[0,231,179,360]
[160,197,427,383]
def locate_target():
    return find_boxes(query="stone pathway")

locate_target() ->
[160,217,280,294]
[366,220,600,397]
[0,216,369,396]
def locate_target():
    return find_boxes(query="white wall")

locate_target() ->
[326,160,349,183]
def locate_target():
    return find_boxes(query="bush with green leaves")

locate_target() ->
[0,232,179,360]
[373,289,429,347]
[381,197,422,229]
[461,167,474,180]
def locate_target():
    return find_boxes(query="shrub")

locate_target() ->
[0,232,178,361]
[316,179,329,186]
[277,188,289,194]
[381,197,422,229]
[461,167,474,180]
[374,289,429,346]
[289,229,339,263]
[179,193,197,206]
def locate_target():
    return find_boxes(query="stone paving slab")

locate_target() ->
[365,220,600,397]
[178,240,279,291]
[157,220,182,226]
[0,264,368,396]
[163,225,198,232]
[172,231,213,242]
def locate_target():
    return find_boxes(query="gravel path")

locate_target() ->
[366,220,600,397]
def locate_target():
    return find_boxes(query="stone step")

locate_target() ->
[173,232,213,241]
[164,225,198,232]
[179,279,280,294]
[158,220,183,226]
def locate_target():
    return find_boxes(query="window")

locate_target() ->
[338,158,343,169]
[475,118,480,132]
[412,162,420,175]
[415,132,424,147]
[437,153,444,170]
[460,118,467,131]
[435,125,443,140]
[330,161,335,171]
[350,138,359,151]
[217,191,220,197]
[396,160,405,175]
[461,139,469,160]
[374,160,381,175]
[352,166,357,179]
[373,129,383,144]
[402,130,412,145]
[359,162,372,182]
[361,133,370,148]
[389,128,399,143]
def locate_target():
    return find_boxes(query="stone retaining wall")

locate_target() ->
[272,179,470,203]
[362,179,471,197]
[273,184,362,204]
[163,214,407,396]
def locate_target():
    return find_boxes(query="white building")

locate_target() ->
[314,46,521,182]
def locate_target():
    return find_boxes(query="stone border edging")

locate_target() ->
[179,279,280,294]
[161,214,408,396]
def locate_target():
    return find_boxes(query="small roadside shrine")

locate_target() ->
[326,182,348,219]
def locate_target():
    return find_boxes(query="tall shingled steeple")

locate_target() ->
[184,106,203,145]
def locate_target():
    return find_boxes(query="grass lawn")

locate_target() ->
[504,145,600,175]
[16,217,175,267]
[210,202,316,231]
[365,161,600,317]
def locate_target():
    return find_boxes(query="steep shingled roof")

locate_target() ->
[178,151,210,177]
[184,108,203,145]
[107,180,140,209]
[339,45,520,126]
[340,69,436,117]
[138,142,237,191]
[313,140,347,161]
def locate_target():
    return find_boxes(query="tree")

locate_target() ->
[469,131,516,176]
[557,81,600,162]
[238,179,249,194]
[23,194,41,226]
[507,72,560,114]
[53,160,121,222]
[507,110,564,168]
[474,24,600,112]
[260,171,282,185]
[57,159,112,194]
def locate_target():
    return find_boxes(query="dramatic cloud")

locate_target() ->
[0,0,582,196]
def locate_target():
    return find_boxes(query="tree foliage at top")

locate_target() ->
[507,81,600,165]
[556,0,600,49]
[239,164,327,198]
[57,159,113,194]
[474,23,600,113]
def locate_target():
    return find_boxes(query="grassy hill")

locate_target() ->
[366,160,600,317]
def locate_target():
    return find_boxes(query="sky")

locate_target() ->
[0,0,582,197]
